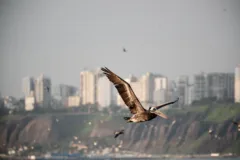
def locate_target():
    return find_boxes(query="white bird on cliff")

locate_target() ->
[73,136,78,140]
[172,120,176,125]
[208,129,213,135]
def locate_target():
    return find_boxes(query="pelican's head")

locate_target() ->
[148,106,156,112]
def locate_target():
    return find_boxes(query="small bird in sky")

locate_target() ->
[114,129,124,138]
[123,47,127,52]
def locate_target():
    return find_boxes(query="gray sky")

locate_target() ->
[0,0,240,98]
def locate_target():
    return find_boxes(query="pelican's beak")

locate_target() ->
[154,111,168,119]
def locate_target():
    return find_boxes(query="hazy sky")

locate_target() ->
[0,0,240,98]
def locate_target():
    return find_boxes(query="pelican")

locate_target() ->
[114,130,124,138]
[101,67,179,123]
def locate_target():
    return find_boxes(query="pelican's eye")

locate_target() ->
[150,107,156,111]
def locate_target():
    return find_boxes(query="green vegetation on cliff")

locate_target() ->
[0,103,240,155]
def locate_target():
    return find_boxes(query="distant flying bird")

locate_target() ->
[114,130,124,138]
[101,67,179,123]
[232,121,240,131]
[171,120,176,125]
[123,47,127,52]
[208,129,214,135]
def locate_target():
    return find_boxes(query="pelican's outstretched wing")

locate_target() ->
[154,110,168,119]
[101,67,146,114]
[154,97,179,110]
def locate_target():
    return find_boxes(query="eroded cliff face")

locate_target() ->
[121,118,240,154]
[119,111,240,154]
[0,116,59,153]
[0,112,240,154]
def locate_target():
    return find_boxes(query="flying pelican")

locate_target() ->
[101,67,179,123]
[114,130,124,138]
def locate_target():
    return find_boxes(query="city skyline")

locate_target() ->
[0,67,238,98]
[1,66,238,111]
[1,0,240,98]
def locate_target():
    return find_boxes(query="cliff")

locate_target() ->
[0,104,240,155]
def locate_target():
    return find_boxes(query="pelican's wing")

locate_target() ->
[154,110,168,119]
[154,97,179,110]
[101,67,146,114]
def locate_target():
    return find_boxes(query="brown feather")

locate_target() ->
[153,110,168,119]
[101,67,146,114]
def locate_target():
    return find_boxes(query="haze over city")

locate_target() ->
[0,0,240,98]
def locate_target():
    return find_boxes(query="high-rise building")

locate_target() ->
[22,77,35,97]
[67,96,81,107]
[25,94,35,111]
[226,73,235,100]
[53,84,77,98]
[34,74,51,107]
[52,84,78,107]
[187,76,194,105]
[193,72,207,101]
[235,65,240,103]
[206,73,234,101]
[141,72,155,105]
[188,84,194,105]
[167,80,178,102]
[80,70,97,105]
[176,75,189,106]
[154,76,168,105]
[97,76,113,108]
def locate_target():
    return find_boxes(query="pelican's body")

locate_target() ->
[101,67,179,123]
[124,111,157,123]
